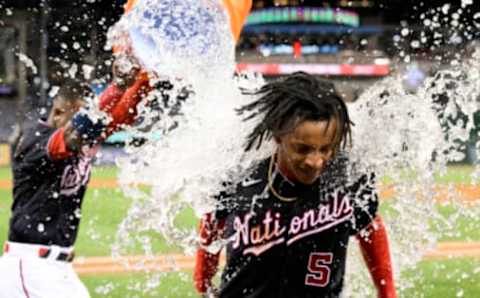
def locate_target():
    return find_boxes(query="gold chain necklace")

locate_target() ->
[267,155,298,202]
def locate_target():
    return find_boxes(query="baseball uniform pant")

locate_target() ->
[0,241,90,298]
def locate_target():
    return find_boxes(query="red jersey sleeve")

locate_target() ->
[47,127,74,160]
[357,216,397,298]
[194,213,225,294]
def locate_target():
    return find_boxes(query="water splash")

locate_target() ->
[16,53,38,75]
[112,72,269,257]
[103,0,269,260]
[107,0,235,80]
[104,0,266,255]
[343,47,480,296]
[100,1,480,296]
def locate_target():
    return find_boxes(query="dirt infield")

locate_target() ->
[1,178,480,202]
[0,179,119,190]
[73,241,480,276]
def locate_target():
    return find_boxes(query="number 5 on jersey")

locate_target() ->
[305,252,333,287]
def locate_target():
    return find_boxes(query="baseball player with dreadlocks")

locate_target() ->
[194,72,397,298]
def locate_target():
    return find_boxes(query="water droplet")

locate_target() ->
[68,63,78,78]
[95,282,115,294]
[441,4,451,14]
[473,13,480,28]
[74,208,82,218]
[82,64,94,80]
[410,40,420,48]
[49,86,60,98]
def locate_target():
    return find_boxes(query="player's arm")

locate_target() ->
[63,65,150,153]
[357,215,397,298]
[194,213,225,297]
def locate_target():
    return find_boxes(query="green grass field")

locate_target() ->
[79,258,480,298]
[1,165,480,297]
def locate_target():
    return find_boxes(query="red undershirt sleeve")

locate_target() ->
[47,127,74,160]
[357,215,397,298]
[194,213,225,294]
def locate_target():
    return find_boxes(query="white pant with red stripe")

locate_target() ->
[0,242,90,298]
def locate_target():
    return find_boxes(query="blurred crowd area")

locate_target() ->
[0,0,479,163]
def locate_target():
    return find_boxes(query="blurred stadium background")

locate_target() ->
[0,0,479,166]
[0,1,480,297]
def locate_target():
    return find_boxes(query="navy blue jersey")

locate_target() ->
[216,154,378,298]
[9,120,92,247]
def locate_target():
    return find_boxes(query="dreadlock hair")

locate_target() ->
[237,72,353,152]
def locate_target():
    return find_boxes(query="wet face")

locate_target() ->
[49,96,85,128]
[276,119,338,185]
